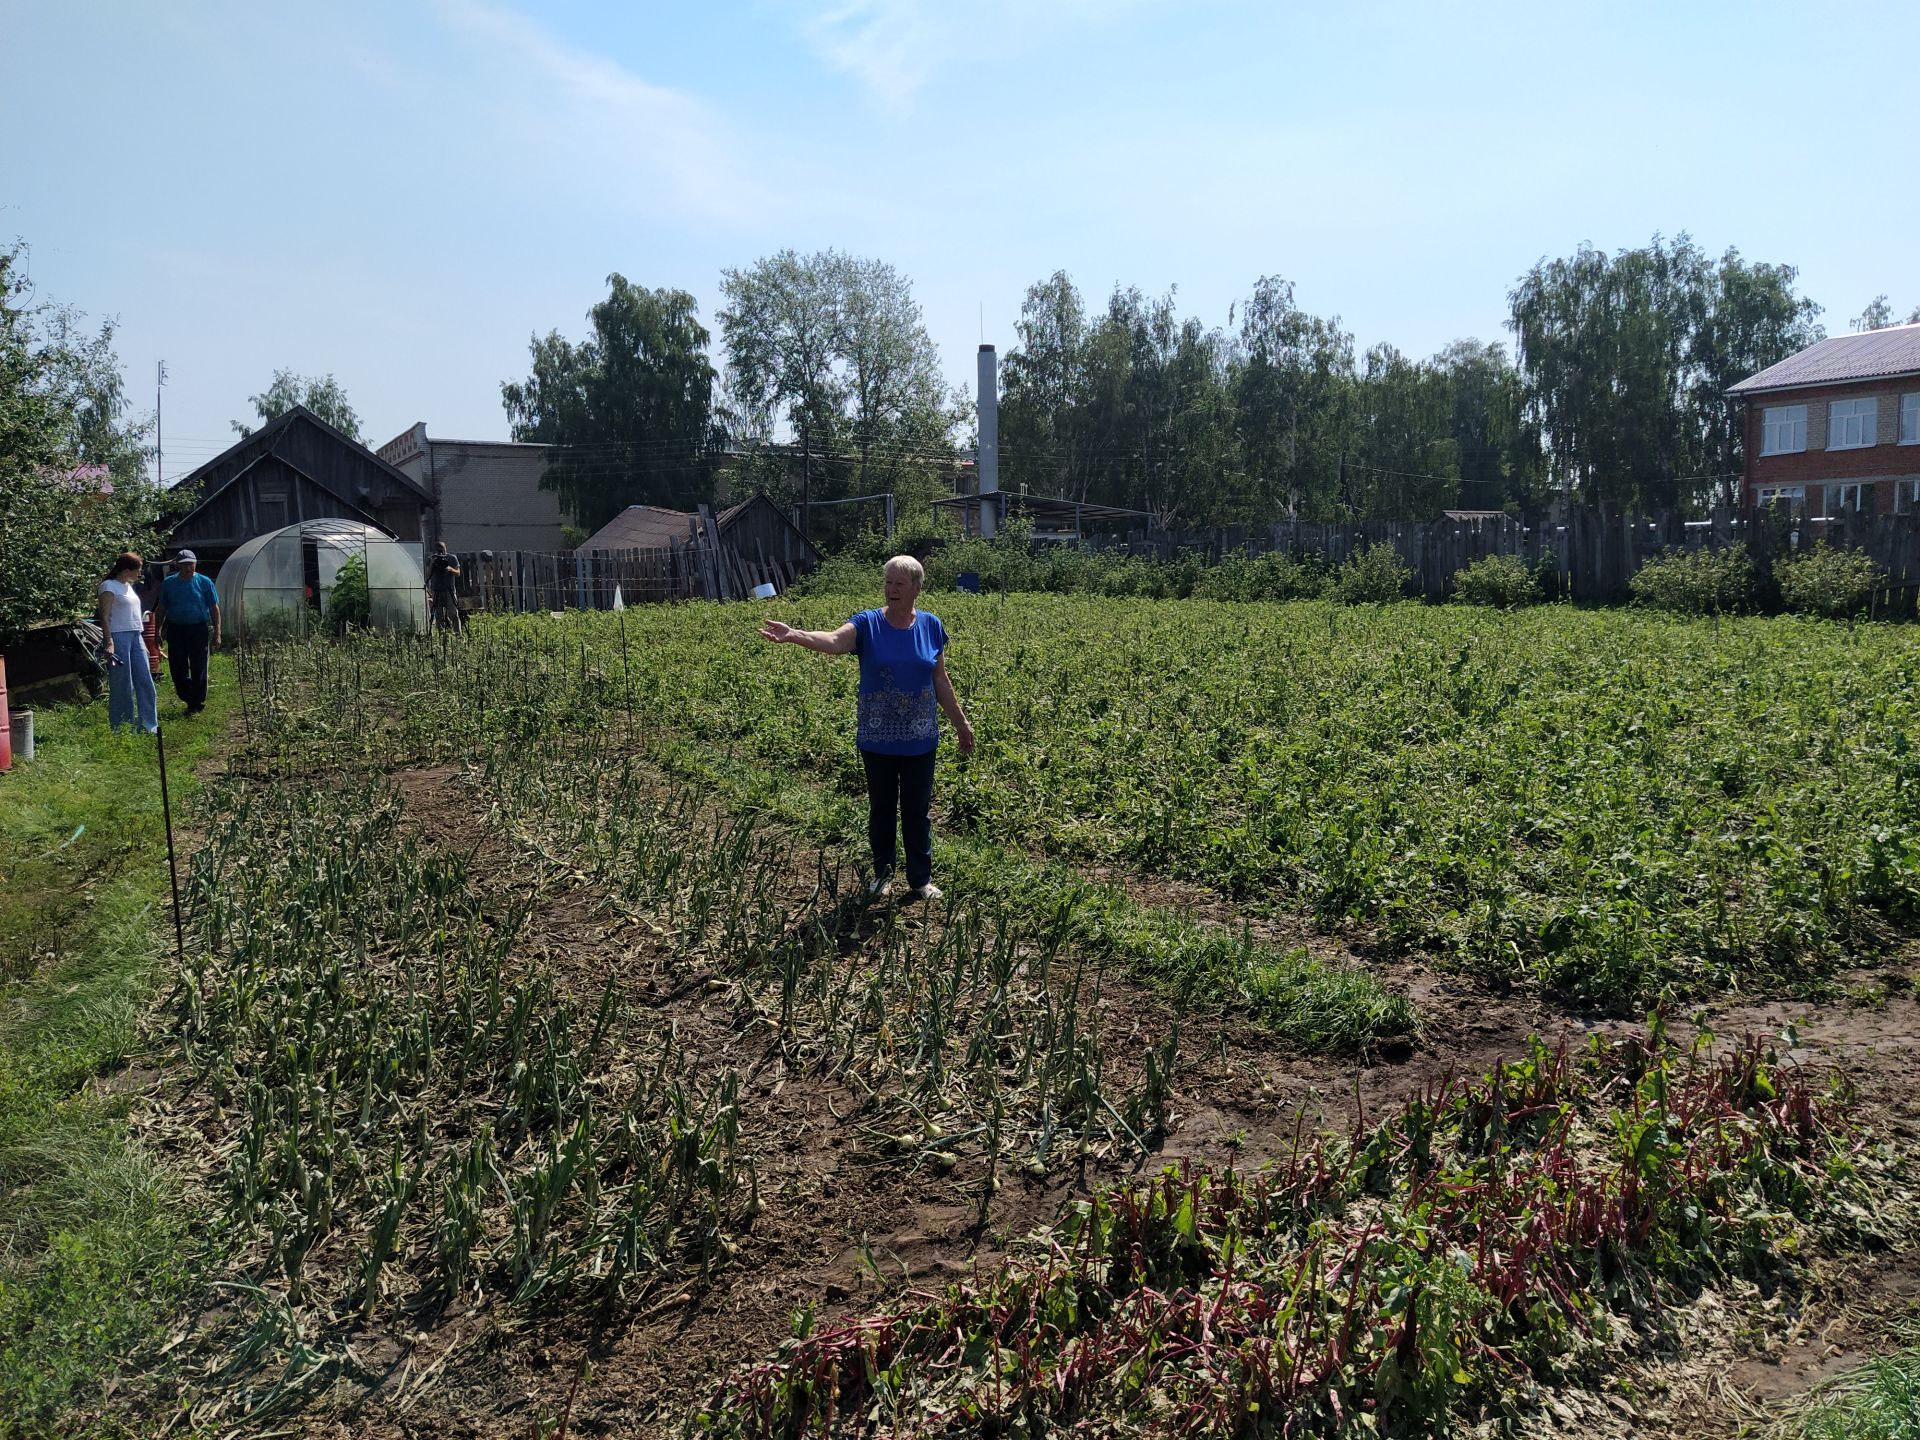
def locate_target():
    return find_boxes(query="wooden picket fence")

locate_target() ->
[449,502,1920,616]
[453,506,803,613]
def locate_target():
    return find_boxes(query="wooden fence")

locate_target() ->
[452,506,805,613]
[1089,505,1920,607]
[449,503,1920,615]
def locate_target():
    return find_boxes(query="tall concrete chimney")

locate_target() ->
[976,343,998,540]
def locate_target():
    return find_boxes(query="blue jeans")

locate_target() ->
[861,748,937,888]
[108,629,159,733]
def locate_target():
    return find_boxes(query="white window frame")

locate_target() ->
[1756,484,1806,507]
[1828,397,1878,451]
[1834,481,1867,513]
[1902,393,1920,446]
[1761,404,1807,456]
[1896,479,1920,513]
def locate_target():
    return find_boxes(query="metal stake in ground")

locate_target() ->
[155,720,186,966]
[614,584,634,747]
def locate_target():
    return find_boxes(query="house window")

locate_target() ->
[1761,404,1807,455]
[1834,482,1867,513]
[1756,485,1806,507]
[1902,394,1919,445]
[1896,479,1920,513]
[1828,397,1878,450]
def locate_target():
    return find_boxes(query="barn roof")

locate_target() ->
[578,504,704,551]
[1728,324,1920,395]
[169,405,432,532]
[579,494,818,558]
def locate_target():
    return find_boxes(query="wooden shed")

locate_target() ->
[165,406,434,574]
[579,492,821,575]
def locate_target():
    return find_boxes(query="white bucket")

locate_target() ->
[750,582,777,600]
[9,708,32,763]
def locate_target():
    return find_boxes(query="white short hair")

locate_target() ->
[883,555,925,587]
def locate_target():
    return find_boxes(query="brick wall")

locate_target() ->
[1744,376,1920,515]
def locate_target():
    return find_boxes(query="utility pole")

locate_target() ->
[800,422,811,542]
[156,360,168,486]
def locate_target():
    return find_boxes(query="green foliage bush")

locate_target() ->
[1332,543,1413,604]
[1777,541,1881,620]
[0,244,174,646]
[1629,543,1752,615]
[800,523,1332,603]
[327,554,371,633]
[1452,553,1542,608]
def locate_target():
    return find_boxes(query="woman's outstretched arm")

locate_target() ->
[933,655,975,755]
[760,620,857,655]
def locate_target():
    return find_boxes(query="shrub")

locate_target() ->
[1776,541,1881,620]
[1629,543,1752,615]
[1453,554,1541,608]
[1333,543,1413,604]
[327,554,371,632]
[1190,551,1330,602]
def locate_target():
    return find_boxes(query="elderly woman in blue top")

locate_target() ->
[759,556,975,900]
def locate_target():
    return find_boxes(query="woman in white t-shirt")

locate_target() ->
[96,552,158,734]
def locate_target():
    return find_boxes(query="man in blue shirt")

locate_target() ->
[155,550,221,714]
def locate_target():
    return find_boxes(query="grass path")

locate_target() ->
[0,661,234,1431]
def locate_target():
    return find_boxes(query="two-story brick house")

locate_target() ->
[1729,324,1920,515]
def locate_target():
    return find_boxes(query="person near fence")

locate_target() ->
[758,555,975,901]
[97,552,158,735]
[427,541,463,632]
[155,549,220,715]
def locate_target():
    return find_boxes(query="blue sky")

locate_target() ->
[5,0,1916,478]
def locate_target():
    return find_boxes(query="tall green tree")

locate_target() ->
[1230,275,1356,520]
[1430,339,1540,511]
[1690,252,1824,504]
[501,275,723,533]
[1350,344,1459,517]
[1850,295,1920,331]
[233,369,362,440]
[718,249,955,509]
[1510,236,1820,510]
[999,272,1095,502]
[0,243,171,645]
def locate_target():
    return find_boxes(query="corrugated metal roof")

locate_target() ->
[1729,324,1920,394]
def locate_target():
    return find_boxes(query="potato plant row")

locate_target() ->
[238,598,1920,1010]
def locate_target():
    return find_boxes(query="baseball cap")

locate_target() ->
[173,550,197,563]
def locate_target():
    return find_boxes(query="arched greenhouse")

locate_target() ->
[218,520,427,641]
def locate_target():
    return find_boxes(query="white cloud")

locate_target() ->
[800,0,1146,110]
[433,0,764,224]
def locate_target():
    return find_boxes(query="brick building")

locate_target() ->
[1729,324,1920,515]
[376,423,572,552]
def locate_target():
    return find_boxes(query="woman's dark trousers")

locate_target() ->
[166,621,211,711]
[861,749,936,888]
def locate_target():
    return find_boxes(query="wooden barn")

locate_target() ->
[165,406,434,574]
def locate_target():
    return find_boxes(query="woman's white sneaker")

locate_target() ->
[912,882,943,902]
[867,875,896,900]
